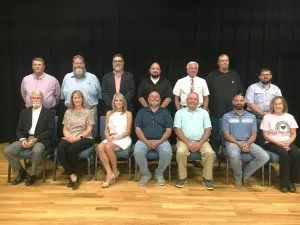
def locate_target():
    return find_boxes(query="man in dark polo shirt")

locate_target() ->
[134,91,173,186]
[137,62,173,109]
[206,54,244,156]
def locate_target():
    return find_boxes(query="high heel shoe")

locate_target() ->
[101,176,115,188]
[114,170,120,182]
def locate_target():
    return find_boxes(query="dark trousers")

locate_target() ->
[57,138,94,175]
[210,116,221,155]
[264,143,300,187]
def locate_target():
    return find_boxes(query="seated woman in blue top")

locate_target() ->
[97,93,132,188]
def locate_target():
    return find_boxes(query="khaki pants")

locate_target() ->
[176,140,215,180]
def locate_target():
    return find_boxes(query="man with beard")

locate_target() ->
[102,54,135,112]
[173,61,209,110]
[134,91,173,186]
[174,92,215,189]
[4,91,54,186]
[222,94,269,188]
[206,54,244,156]
[61,55,101,135]
[21,57,60,112]
[137,62,173,109]
[245,68,282,146]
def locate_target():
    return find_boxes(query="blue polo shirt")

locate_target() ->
[134,107,173,140]
[222,110,257,141]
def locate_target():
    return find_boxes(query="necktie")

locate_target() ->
[190,78,194,93]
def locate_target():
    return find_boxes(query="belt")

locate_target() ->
[181,105,203,108]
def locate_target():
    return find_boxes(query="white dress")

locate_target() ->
[102,112,132,150]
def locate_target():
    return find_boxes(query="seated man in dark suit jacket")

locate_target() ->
[4,91,54,186]
[101,54,135,113]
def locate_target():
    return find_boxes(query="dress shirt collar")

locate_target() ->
[33,73,45,80]
[258,81,271,89]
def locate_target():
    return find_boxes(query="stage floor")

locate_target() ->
[0,143,299,225]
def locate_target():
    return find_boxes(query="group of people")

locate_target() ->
[4,53,300,193]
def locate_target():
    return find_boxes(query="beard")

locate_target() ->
[261,80,271,85]
[149,101,160,107]
[73,68,85,77]
[151,73,160,79]
[234,104,244,110]
[32,103,41,109]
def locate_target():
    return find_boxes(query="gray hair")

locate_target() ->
[186,61,199,69]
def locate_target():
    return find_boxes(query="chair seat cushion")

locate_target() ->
[146,150,159,160]
[266,150,280,163]
[116,148,131,159]
[19,149,33,158]
[78,146,94,159]
[188,152,201,161]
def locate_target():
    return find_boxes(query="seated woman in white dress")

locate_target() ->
[98,93,132,188]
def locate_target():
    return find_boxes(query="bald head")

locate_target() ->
[187,92,199,110]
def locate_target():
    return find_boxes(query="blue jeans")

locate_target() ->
[226,142,269,180]
[134,140,172,177]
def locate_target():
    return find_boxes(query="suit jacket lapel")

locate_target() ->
[35,107,45,132]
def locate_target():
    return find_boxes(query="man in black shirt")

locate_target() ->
[205,54,244,155]
[137,62,173,109]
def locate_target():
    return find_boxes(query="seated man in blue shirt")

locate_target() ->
[134,91,173,186]
[174,92,215,189]
[222,94,269,188]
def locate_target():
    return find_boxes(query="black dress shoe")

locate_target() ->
[72,179,80,190]
[11,169,28,185]
[25,175,36,186]
[288,183,296,193]
[280,187,288,193]
[67,180,73,188]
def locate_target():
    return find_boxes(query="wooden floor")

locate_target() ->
[0,143,300,225]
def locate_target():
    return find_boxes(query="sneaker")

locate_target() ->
[243,178,252,189]
[139,175,151,186]
[176,177,188,188]
[203,178,214,190]
[288,183,296,193]
[235,179,242,189]
[155,176,165,186]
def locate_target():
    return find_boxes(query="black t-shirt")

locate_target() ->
[137,76,173,102]
[205,69,244,118]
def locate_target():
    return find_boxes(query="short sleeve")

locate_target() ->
[62,110,70,124]
[164,109,173,128]
[173,110,182,128]
[173,79,181,96]
[222,114,230,132]
[251,115,257,132]
[260,115,270,131]
[203,110,212,129]
[134,109,143,128]
[245,85,255,104]
[202,80,210,96]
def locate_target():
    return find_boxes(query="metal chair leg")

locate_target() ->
[226,158,229,184]
[43,159,46,182]
[261,165,264,186]
[94,152,98,181]
[168,164,171,181]
[87,158,91,180]
[128,157,132,179]
[53,151,57,181]
[269,163,271,187]
[8,164,11,183]
[135,163,138,180]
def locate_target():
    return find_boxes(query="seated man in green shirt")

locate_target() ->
[174,92,216,189]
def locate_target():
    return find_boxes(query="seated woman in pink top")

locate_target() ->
[98,93,132,188]
[260,96,300,193]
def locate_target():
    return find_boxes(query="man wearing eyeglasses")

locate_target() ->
[101,54,135,113]
[245,68,282,146]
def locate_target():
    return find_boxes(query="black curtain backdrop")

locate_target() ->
[1,0,300,142]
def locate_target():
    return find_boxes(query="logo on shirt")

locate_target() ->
[271,121,290,136]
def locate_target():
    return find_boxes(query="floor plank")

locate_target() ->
[0,143,299,225]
